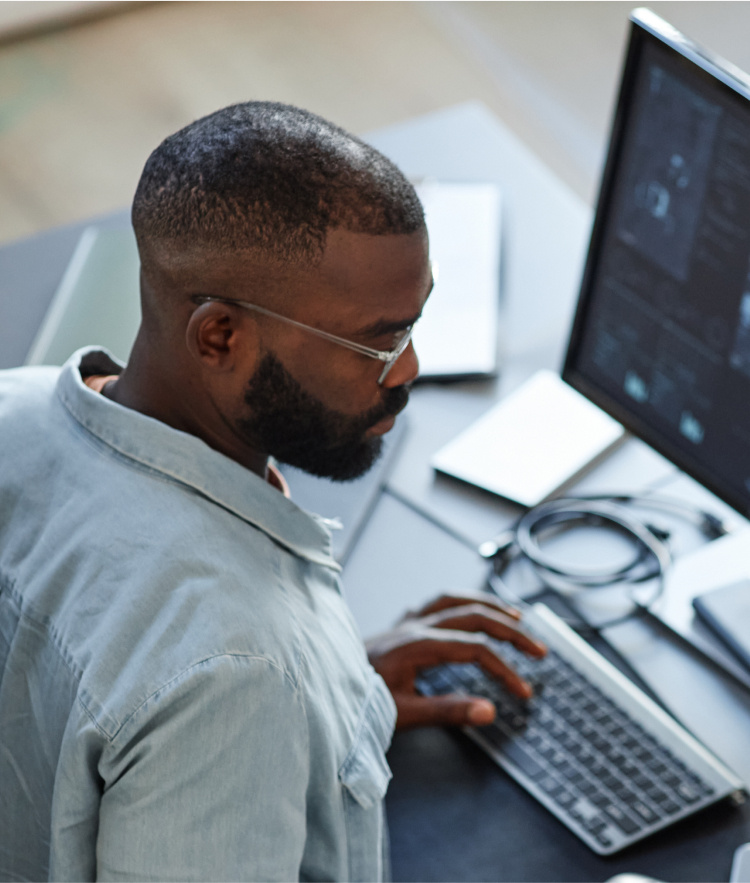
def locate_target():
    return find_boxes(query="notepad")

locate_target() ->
[431,370,625,507]
[412,180,502,381]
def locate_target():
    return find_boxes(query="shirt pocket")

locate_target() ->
[338,672,396,882]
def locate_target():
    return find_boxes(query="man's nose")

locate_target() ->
[381,341,419,388]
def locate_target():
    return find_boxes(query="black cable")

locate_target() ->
[384,485,481,552]
[480,492,731,633]
[385,483,732,632]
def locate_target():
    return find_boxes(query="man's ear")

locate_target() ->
[185,302,258,372]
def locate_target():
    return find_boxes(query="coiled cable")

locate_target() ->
[480,493,731,631]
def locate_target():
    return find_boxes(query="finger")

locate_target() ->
[390,632,536,699]
[395,692,497,730]
[422,605,547,658]
[406,592,522,621]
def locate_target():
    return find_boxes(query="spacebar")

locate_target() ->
[496,738,544,780]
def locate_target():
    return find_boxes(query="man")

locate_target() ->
[0,102,544,881]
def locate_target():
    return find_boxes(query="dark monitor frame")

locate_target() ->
[563,7,750,518]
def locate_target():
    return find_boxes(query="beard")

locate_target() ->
[238,352,411,481]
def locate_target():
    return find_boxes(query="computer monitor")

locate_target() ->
[563,8,750,519]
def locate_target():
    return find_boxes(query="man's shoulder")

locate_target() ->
[0,364,60,418]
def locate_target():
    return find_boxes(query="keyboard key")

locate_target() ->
[633,773,653,790]
[653,795,681,814]
[571,742,594,764]
[646,785,676,807]
[601,772,621,792]
[633,801,661,823]
[612,784,640,806]
[500,740,545,780]
[590,732,609,752]
[538,775,562,794]
[558,760,579,781]
[590,790,613,809]
[603,803,642,834]
[525,733,544,751]
[553,788,577,810]
[571,796,601,823]
[584,817,610,837]
[579,780,603,799]
[676,782,706,804]
[590,762,610,781]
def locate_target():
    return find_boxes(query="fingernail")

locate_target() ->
[467,699,495,725]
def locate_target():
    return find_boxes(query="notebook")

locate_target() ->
[431,370,625,507]
[412,180,502,381]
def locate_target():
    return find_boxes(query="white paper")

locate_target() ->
[432,370,625,506]
[413,181,502,379]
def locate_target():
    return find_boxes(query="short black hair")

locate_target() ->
[132,101,425,265]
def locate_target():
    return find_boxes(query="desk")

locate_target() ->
[3,102,749,881]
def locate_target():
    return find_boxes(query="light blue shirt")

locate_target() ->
[0,348,396,882]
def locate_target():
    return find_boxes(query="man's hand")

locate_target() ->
[366,593,547,730]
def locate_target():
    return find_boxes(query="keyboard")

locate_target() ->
[416,602,745,855]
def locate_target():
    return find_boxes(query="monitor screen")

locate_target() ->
[563,8,750,518]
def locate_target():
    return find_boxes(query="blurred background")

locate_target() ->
[2,0,750,246]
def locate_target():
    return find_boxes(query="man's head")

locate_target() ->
[132,101,425,265]
[125,101,430,480]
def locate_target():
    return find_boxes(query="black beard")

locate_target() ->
[238,353,410,482]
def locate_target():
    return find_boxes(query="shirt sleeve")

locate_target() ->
[94,654,310,882]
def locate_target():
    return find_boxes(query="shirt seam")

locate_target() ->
[93,651,304,743]
[2,579,303,743]
[1,575,86,685]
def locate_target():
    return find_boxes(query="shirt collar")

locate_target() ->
[56,347,341,571]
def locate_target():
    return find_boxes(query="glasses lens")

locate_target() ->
[393,325,414,356]
[377,326,414,384]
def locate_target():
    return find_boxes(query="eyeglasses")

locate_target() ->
[193,295,416,384]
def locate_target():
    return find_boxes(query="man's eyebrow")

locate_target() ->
[355,275,434,338]
[356,311,423,338]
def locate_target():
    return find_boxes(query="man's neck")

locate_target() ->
[103,338,270,481]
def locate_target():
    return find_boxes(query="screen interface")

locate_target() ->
[565,25,750,516]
